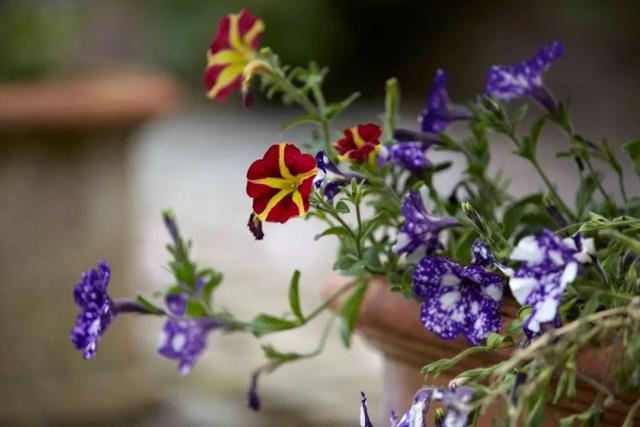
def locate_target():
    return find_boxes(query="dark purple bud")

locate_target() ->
[247,213,264,240]
[248,370,261,411]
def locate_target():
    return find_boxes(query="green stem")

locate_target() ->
[530,156,577,222]
[355,202,363,259]
[304,280,359,323]
[311,85,332,151]
[583,155,617,209]
[274,73,317,113]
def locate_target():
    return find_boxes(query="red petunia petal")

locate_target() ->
[209,15,232,54]
[237,9,263,49]
[252,188,280,216]
[333,137,355,155]
[347,143,376,162]
[298,175,315,197]
[284,145,316,176]
[265,192,300,223]
[247,144,282,180]
[358,123,382,141]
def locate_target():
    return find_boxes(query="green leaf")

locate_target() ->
[261,344,302,362]
[485,332,503,350]
[600,229,640,254]
[251,314,300,337]
[333,255,358,271]
[530,116,546,144]
[200,269,223,307]
[136,295,166,315]
[622,139,640,176]
[186,299,209,317]
[513,103,529,126]
[360,213,387,240]
[288,270,304,322]
[339,283,367,347]
[314,226,352,241]
[602,139,623,175]
[326,92,361,120]
[525,374,549,427]
[281,113,323,132]
[382,77,399,140]
[575,175,597,216]
[335,200,350,214]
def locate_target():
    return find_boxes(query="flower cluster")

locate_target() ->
[68,6,640,426]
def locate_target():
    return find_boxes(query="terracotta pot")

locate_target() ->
[323,275,638,426]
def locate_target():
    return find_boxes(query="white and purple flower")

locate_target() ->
[70,260,116,360]
[420,69,471,134]
[485,40,564,113]
[157,284,223,374]
[413,256,504,345]
[394,189,458,258]
[360,386,474,427]
[314,150,365,202]
[378,142,433,176]
[509,229,594,336]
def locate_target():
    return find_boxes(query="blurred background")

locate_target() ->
[0,1,638,426]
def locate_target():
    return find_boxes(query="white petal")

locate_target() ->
[440,291,461,310]
[509,277,538,304]
[510,236,543,263]
[441,273,461,287]
[560,262,578,289]
[484,284,503,302]
[535,297,559,323]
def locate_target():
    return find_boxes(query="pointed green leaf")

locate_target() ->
[288,270,304,322]
[339,283,367,347]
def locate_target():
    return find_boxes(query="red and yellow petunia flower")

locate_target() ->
[246,143,318,223]
[333,123,383,166]
[205,9,265,104]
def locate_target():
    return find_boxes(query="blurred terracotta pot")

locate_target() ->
[323,275,637,426]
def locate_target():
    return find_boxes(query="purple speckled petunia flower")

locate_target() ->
[394,189,458,258]
[71,261,155,359]
[157,316,222,375]
[509,229,594,336]
[378,142,432,175]
[314,150,365,202]
[362,386,474,427]
[413,256,504,345]
[433,387,475,427]
[70,260,115,360]
[485,40,564,113]
[157,281,223,375]
[390,388,433,427]
[471,240,497,267]
[420,69,471,134]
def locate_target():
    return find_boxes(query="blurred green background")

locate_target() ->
[3,0,639,100]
